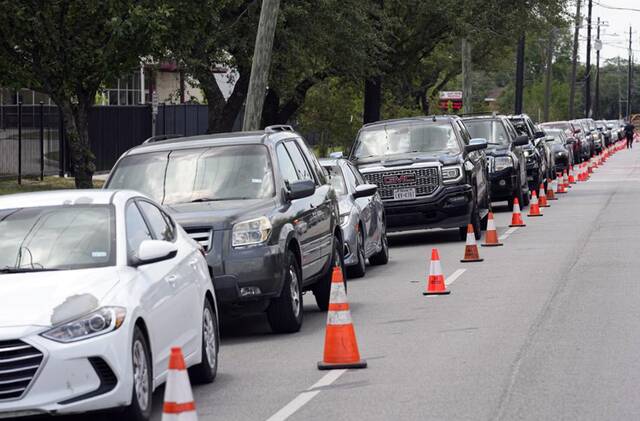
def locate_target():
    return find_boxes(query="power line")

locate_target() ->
[593,1,640,13]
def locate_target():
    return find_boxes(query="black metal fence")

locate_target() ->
[0,103,210,179]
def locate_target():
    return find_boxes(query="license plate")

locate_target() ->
[393,188,416,200]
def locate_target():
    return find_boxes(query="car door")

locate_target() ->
[457,121,488,208]
[125,201,184,380]
[137,200,201,360]
[283,140,332,279]
[343,161,377,255]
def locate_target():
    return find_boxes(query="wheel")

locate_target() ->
[122,327,152,421]
[369,224,389,266]
[267,251,303,333]
[189,299,219,384]
[313,236,345,311]
[347,229,366,279]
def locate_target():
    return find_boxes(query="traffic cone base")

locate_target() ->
[461,224,483,262]
[424,248,451,295]
[318,266,366,370]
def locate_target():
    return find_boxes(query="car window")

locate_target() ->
[347,162,366,185]
[341,162,358,189]
[276,143,299,183]
[284,141,314,182]
[138,201,176,242]
[324,165,348,195]
[126,202,153,257]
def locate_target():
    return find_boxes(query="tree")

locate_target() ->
[0,1,164,187]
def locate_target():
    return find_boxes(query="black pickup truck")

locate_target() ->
[348,116,490,240]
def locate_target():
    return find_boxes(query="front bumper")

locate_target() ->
[382,184,473,232]
[0,325,131,418]
[488,168,518,201]
[205,230,284,313]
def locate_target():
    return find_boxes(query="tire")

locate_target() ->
[369,224,389,266]
[521,186,530,207]
[267,251,303,333]
[313,236,345,311]
[347,230,366,279]
[188,299,219,384]
[461,195,482,241]
[122,327,152,421]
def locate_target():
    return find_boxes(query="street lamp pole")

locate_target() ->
[585,0,593,117]
[594,18,601,119]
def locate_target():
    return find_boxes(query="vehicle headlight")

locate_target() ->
[42,307,126,343]
[555,151,567,157]
[232,216,272,247]
[523,150,532,158]
[494,156,513,172]
[442,165,462,183]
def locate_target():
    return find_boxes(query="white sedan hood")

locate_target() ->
[0,267,120,328]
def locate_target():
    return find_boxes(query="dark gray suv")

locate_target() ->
[105,126,343,333]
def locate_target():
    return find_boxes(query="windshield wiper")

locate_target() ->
[0,266,60,274]
[189,197,226,203]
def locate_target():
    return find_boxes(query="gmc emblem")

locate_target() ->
[383,174,415,185]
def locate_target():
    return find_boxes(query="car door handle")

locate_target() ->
[165,274,179,287]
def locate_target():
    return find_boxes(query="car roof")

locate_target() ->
[361,115,459,129]
[0,189,143,209]
[122,130,298,157]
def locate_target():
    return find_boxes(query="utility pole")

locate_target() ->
[627,26,632,120]
[594,18,601,119]
[618,56,623,119]
[543,29,555,121]
[585,0,593,117]
[569,0,581,119]
[462,38,473,113]
[243,0,281,131]
[515,34,526,114]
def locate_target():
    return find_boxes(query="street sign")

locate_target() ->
[438,91,463,112]
[152,91,159,115]
[439,91,463,100]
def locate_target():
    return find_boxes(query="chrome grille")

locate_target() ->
[185,228,213,252]
[363,167,440,200]
[0,340,43,401]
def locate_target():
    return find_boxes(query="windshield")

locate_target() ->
[353,122,460,158]
[545,129,565,145]
[108,145,275,204]
[323,165,347,196]
[464,120,510,145]
[0,205,115,272]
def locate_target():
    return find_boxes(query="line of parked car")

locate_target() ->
[0,114,624,419]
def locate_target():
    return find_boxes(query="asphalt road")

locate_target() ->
[33,145,640,420]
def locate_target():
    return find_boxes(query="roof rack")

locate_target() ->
[143,134,184,144]
[265,125,294,134]
[458,112,497,117]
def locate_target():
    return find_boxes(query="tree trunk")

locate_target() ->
[205,70,250,133]
[363,76,382,123]
[59,97,95,188]
[261,88,280,127]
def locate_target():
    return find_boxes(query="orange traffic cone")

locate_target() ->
[546,178,557,200]
[556,173,567,194]
[568,166,576,184]
[563,170,570,189]
[423,248,450,295]
[509,197,526,227]
[528,190,543,217]
[482,212,503,247]
[318,266,367,370]
[461,224,483,262]
[538,183,549,207]
[162,348,197,421]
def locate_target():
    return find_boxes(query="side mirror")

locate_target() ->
[353,183,377,199]
[465,138,488,152]
[134,240,177,266]
[329,151,344,159]
[514,134,529,146]
[534,131,546,139]
[287,179,316,200]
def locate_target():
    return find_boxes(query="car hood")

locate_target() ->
[0,267,120,328]
[355,152,462,172]
[166,198,277,231]
[551,144,567,153]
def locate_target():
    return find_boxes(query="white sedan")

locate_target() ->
[0,190,219,420]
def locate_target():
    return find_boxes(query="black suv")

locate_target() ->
[508,114,549,189]
[348,116,490,240]
[105,126,343,333]
[462,115,530,207]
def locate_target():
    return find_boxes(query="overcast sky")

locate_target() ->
[576,0,640,63]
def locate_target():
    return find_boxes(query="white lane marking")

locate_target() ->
[265,369,347,421]
[445,269,466,286]
[499,227,518,241]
